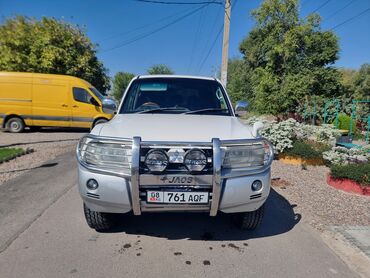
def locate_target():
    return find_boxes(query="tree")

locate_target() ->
[147,64,174,75]
[226,58,253,105]
[0,16,110,92]
[352,63,370,100]
[112,72,135,101]
[239,0,341,114]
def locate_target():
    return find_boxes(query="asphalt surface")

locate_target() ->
[0,151,358,278]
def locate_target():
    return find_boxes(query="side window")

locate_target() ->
[73,87,92,104]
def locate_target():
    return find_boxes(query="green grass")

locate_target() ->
[0,148,24,161]
[330,163,370,186]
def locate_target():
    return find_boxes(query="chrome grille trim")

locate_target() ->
[131,136,141,215]
[210,138,222,216]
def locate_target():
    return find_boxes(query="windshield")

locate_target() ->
[89,87,105,101]
[119,78,232,116]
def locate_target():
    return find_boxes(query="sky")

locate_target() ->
[0,0,369,79]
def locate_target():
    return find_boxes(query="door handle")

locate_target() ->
[61,104,68,107]
[72,105,78,108]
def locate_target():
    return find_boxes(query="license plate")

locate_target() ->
[147,191,209,204]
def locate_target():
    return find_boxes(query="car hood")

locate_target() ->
[92,114,256,142]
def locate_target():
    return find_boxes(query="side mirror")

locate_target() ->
[102,98,117,115]
[235,101,249,117]
[252,121,264,137]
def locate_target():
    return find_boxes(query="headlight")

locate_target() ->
[222,140,273,169]
[77,136,132,175]
[145,149,168,172]
[184,149,207,172]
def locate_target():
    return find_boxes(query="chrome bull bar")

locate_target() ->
[77,134,274,217]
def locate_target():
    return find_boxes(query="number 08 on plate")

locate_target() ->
[147,191,209,204]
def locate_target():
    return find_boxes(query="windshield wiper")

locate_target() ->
[137,106,190,114]
[183,108,228,115]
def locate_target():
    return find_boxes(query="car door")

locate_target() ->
[32,77,71,127]
[71,87,100,128]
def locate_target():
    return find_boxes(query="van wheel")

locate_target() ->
[6,117,25,133]
[92,118,108,128]
[83,203,116,231]
[235,204,265,230]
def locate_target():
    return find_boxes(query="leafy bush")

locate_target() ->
[245,117,340,153]
[283,140,329,160]
[330,163,370,186]
[323,146,370,165]
[336,113,357,134]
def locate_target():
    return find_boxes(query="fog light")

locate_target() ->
[251,180,262,191]
[86,179,99,190]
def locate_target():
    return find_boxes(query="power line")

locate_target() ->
[187,3,208,73]
[197,25,223,73]
[133,0,222,5]
[323,0,358,22]
[196,3,223,70]
[101,6,195,42]
[197,0,238,73]
[311,0,332,13]
[331,7,370,30]
[101,4,208,53]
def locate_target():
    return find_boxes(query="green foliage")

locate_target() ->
[112,72,135,101]
[226,58,253,105]
[239,0,341,114]
[0,16,110,92]
[283,140,330,159]
[330,163,370,186]
[336,113,351,131]
[147,64,174,75]
[0,148,24,161]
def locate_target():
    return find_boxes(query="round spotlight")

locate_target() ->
[145,149,168,172]
[86,179,99,190]
[251,180,263,191]
[184,149,207,172]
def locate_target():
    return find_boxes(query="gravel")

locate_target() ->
[271,160,370,231]
[0,129,85,185]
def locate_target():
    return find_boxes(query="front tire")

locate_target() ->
[235,204,265,230]
[6,117,25,133]
[83,203,116,231]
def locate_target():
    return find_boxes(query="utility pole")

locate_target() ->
[220,0,231,86]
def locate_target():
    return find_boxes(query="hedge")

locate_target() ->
[330,163,370,186]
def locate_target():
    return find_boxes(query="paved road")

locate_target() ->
[0,151,358,278]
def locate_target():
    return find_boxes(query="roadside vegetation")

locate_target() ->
[0,148,25,163]
[0,16,110,93]
[330,163,370,186]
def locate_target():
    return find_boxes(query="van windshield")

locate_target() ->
[119,78,232,116]
[89,87,105,101]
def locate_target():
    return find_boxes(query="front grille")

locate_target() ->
[250,193,262,200]
[139,147,213,175]
[86,192,100,199]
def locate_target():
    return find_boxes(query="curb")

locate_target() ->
[327,174,370,196]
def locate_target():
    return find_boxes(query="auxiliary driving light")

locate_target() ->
[145,149,169,172]
[251,180,263,191]
[184,149,207,172]
[86,179,99,190]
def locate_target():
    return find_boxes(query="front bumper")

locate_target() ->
[77,136,273,215]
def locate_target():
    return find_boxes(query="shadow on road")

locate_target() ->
[102,189,301,241]
[0,162,58,174]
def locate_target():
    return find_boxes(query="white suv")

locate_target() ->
[76,75,273,231]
